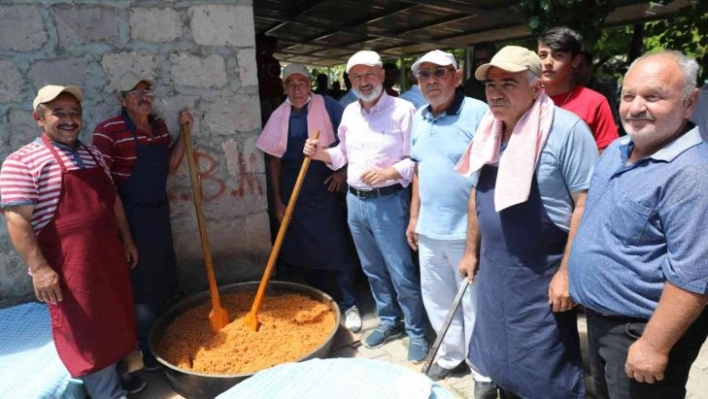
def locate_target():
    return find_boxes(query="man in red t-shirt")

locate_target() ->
[538,27,618,151]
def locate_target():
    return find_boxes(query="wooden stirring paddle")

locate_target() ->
[182,123,229,333]
[244,130,321,331]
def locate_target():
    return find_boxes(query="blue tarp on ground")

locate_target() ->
[217,357,458,399]
[0,302,84,399]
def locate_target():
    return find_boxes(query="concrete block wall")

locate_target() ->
[0,0,270,306]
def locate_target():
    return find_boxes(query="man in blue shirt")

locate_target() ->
[569,51,708,399]
[405,50,494,394]
[399,69,426,110]
[457,45,598,399]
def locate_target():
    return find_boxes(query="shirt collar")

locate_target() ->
[421,88,465,119]
[357,90,390,115]
[121,108,158,131]
[34,136,82,152]
[619,125,702,163]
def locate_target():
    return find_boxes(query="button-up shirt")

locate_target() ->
[569,127,708,319]
[327,92,416,189]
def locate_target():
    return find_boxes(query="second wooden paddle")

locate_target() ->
[421,279,470,376]
[244,130,321,331]
[182,123,229,333]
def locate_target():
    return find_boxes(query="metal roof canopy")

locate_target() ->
[254,0,694,67]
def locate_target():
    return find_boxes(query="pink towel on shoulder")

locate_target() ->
[454,93,554,211]
[256,93,336,157]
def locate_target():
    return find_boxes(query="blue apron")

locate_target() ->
[278,129,350,271]
[469,165,584,398]
[117,116,177,304]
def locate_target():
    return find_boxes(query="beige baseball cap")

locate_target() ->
[116,71,152,92]
[33,85,84,111]
[474,46,542,81]
[282,63,310,82]
[346,50,383,73]
[411,50,458,73]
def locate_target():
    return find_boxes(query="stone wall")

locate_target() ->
[0,0,269,306]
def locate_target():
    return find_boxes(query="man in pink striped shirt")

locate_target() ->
[1,85,138,399]
[304,50,429,363]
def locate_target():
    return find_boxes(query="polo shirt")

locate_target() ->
[0,138,110,232]
[411,91,488,239]
[399,85,427,110]
[471,107,598,232]
[338,90,358,108]
[551,86,618,150]
[92,112,172,184]
[569,127,708,319]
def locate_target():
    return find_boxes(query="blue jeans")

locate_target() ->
[80,363,125,399]
[135,303,159,358]
[346,190,426,339]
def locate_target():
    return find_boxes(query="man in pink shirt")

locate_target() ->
[304,50,429,363]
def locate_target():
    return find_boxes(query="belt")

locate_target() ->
[349,183,404,199]
[585,308,648,323]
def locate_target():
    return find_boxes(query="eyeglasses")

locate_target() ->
[124,89,154,98]
[416,67,455,80]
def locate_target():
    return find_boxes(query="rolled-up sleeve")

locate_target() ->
[391,103,415,183]
[326,124,348,170]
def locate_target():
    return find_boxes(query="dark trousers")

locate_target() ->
[586,308,708,399]
[276,262,358,309]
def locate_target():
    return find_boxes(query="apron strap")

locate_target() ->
[79,142,103,166]
[41,135,68,173]
[121,111,168,146]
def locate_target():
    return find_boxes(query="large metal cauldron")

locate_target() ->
[149,281,342,399]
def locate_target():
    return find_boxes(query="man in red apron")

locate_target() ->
[92,73,193,382]
[1,85,138,398]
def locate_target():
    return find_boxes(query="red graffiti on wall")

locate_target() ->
[231,151,265,198]
[168,149,264,202]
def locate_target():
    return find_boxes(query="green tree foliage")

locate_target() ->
[515,0,616,46]
[644,1,707,82]
[517,0,706,83]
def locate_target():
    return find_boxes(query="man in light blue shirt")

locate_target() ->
[569,51,708,399]
[458,45,598,399]
[406,50,491,389]
[400,69,427,110]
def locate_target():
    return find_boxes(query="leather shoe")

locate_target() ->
[474,381,498,399]
[426,362,455,381]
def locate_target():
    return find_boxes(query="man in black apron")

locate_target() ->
[256,63,361,332]
[92,73,193,389]
[455,46,598,398]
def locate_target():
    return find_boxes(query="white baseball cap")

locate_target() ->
[346,50,383,73]
[33,85,84,111]
[411,50,458,73]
